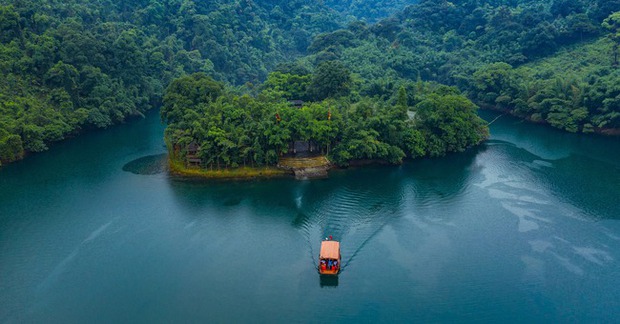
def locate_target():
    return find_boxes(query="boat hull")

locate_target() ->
[318,268,339,275]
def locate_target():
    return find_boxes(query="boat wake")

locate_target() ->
[293,181,404,273]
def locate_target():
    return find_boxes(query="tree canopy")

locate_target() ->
[163,72,489,169]
[3,0,620,165]
[0,0,343,164]
[296,0,620,133]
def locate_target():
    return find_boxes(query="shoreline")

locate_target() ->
[167,156,407,180]
[168,158,292,180]
[477,104,620,135]
[1,110,154,168]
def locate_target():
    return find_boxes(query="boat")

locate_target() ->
[318,238,341,275]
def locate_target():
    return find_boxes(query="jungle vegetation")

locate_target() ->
[304,0,620,133]
[0,0,346,164]
[2,0,620,166]
[162,71,489,168]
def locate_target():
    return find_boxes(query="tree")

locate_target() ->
[0,134,23,162]
[564,14,598,42]
[472,63,515,105]
[403,128,426,158]
[310,61,352,101]
[395,86,409,121]
[602,12,620,66]
[308,30,355,53]
[415,94,488,156]
[0,5,20,43]
[550,0,585,17]
[263,118,291,158]
[45,61,79,95]
[262,72,311,101]
[161,73,224,123]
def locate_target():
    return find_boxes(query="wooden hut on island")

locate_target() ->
[186,142,202,166]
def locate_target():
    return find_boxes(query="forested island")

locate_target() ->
[162,69,488,176]
[2,0,620,168]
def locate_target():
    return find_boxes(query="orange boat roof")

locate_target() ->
[320,241,340,259]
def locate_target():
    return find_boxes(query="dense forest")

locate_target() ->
[303,0,620,132]
[2,0,620,166]
[0,0,348,165]
[162,71,488,168]
[472,37,620,133]
[323,0,418,23]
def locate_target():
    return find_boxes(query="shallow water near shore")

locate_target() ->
[2,110,620,322]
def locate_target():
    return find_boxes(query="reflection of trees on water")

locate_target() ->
[486,109,620,165]
[469,140,616,285]
[548,154,620,220]
[481,139,620,221]
[293,147,483,270]
[165,147,483,271]
[405,145,486,206]
[122,154,168,175]
[166,177,302,222]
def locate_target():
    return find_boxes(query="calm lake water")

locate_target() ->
[2,110,620,322]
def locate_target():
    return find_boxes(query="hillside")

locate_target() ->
[2,0,620,165]
[323,0,418,22]
[474,38,620,133]
[301,0,620,133]
[0,0,343,164]
[0,0,428,165]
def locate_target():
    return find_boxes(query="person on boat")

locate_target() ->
[333,260,339,271]
[329,235,333,240]
[320,261,327,271]
[327,259,332,270]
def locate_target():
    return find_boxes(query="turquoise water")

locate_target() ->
[1,110,620,322]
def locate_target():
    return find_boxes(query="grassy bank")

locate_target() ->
[168,158,291,179]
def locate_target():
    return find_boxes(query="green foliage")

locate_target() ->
[261,72,311,101]
[472,63,516,105]
[415,93,489,156]
[0,5,20,43]
[0,133,23,162]
[10,0,620,167]
[161,73,224,124]
[296,0,620,135]
[298,0,620,93]
[323,0,416,23]
[310,61,352,100]
[164,73,488,169]
[466,38,620,131]
[308,30,356,53]
[0,0,372,164]
[602,11,620,65]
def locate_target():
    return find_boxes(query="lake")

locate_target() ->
[2,110,620,322]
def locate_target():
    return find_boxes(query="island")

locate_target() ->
[162,68,490,179]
